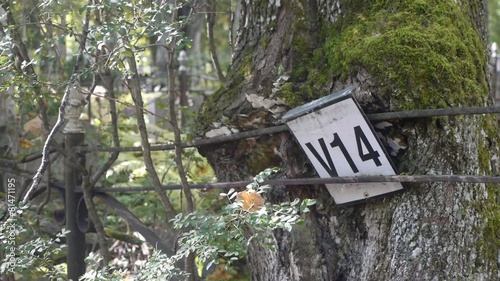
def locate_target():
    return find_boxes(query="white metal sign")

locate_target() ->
[283,88,403,205]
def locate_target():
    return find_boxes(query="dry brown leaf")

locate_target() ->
[23,116,43,137]
[19,138,33,149]
[237,190,265,212]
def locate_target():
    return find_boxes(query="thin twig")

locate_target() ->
[0,147,58,164]
[79,125,289,153]
[89,69,120,186]
[168,25,195,214]
[169,3,197,280]
[82,90,172,125]
[0,167,37,179]
[229,0,235,51]
[36,154,60,215]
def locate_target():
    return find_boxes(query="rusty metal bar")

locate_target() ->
[98,175,500,193]
[80,105,500,153]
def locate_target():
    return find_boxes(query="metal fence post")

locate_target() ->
[63,85,87,280]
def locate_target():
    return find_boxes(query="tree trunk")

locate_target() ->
[197,0,499,280]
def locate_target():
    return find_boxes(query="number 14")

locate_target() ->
[305,125,382,177]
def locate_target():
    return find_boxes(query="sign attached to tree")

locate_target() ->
[282,87,403,205]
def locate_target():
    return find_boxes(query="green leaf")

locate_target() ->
[79,5,93,14]
[305,198,317,206]
[195,256,204,277]
[300,198,317,213]
[122,49,134,58]
[258,184,272,193]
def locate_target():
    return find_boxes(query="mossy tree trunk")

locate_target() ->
[196,0,500,280]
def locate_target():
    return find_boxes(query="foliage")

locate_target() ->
[81,250,185,281]
[489,0,500,44]
[80,168,316,280]
[172,168,316,275]
[0,207,68,280]
[80,252,128,281]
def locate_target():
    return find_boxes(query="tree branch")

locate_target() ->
[82,173,111,264]
[168,4,197,280]
[206,0,225,82]
[22,0,93,205]
[36,154,57,215]
[168,35,194,215]
[125,46,177,220]
[89,56,120,187]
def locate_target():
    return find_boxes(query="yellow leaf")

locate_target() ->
[19,138,33,148]
[23,116,43,137]
[237,190,265,212]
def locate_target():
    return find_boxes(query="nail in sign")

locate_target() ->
[282,87,403,205]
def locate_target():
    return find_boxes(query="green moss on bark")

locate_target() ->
[196,52,253,130]
[196,73,243,127]
[278,0,333,106]
[325,0,488,110]
[280,0,489,110]
[477,116,500,268]
[481,183,500,266]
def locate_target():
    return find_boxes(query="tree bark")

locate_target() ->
[197,0,499,280]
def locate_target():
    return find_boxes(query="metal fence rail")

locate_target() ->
[77,105,500,153]
[97,175,500,193]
